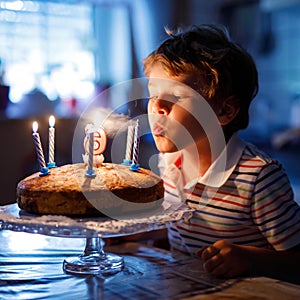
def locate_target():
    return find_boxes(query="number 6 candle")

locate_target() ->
[32,121,49,176]
[47,115,56,168]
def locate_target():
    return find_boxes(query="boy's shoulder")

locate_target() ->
[243,142,272,161]
[232,141,287,185]
[238,141,281,171]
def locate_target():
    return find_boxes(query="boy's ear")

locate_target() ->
[217,96,240,125]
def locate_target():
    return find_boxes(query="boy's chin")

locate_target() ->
[154,137,179,153]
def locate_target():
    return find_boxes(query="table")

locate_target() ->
[0,231,300,299]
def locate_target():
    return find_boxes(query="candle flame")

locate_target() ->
[32,121,38,133]
[49,115,55,127]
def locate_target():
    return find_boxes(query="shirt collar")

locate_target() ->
[196,133,245,188]
[161,133,246,189]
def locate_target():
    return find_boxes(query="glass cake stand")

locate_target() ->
[0,203,193,275]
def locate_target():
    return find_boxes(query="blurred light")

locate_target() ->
[5,64,35,103]
[73,51,95,80]
[73,81,95,100]
[4,0,24,11]
[0,10,19,22]
[40,75,59,101]
[0,0,95,107]
[9,88,23,103]
[3,231,48,251]
[50,63,77,99]
[260,0,300,11]
[28,50,45,74]
[23,0,39,12]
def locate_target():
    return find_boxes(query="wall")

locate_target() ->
[254,5,300,132]
[0,118,78,205]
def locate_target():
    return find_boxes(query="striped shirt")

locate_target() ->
[160,134,300,255]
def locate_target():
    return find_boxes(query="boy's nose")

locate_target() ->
[151,98,170,115]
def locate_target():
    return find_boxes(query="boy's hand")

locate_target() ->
[196,240,251,278]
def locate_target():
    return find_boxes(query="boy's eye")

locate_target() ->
[148,96,158,100]
[148,95,184,102]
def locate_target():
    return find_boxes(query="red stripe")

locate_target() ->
[186,190,249,208]
[181,221,250,233]
[240,157,262,162]
[238,159,273,169]
[238,163,263,168]
[163,179,176,190]
[252,189,291,213]
[272,227,300,246]
[193,185,251,201]
[252,198,291,220]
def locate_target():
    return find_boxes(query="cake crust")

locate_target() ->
[17,163,164,216]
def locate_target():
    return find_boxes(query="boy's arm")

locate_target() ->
[197,239,300,279]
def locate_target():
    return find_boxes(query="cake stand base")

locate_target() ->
[63,236,124,275]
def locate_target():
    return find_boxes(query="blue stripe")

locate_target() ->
[168,230,182,241]
[254,202,298,227]
[228,177,256,185]
[253,173,286,196]
[260,206,300,233]
[245,145,256,156]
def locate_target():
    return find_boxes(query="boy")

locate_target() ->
[143,24,300,279]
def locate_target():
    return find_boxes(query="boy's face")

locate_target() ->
[147,63,220,153]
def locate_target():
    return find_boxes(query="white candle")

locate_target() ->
[123,123,134,165]
[130,120,140,171]
[32,121,49,175]
[48,115,55,167]
[85,128,96,178]
[88,130,94,171]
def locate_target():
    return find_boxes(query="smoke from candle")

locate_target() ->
[86,108,132,137]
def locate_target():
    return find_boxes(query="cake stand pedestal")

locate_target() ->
[63,236,123,275]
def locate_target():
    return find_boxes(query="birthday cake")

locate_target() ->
[18,120,164,216]
[16,163,164,216]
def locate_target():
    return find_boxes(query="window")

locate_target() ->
[0,0,95,104]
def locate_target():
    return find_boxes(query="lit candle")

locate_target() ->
[85,128,96,178]
[32,121,49,176]
[130,119,140,171]
[47,115,56,168]
[123,123,135,166]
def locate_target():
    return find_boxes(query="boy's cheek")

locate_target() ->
[147,100,152,112]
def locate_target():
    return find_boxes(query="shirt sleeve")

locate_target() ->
[251,160,300,250]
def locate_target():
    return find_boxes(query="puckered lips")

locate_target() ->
[152,122,165,136]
